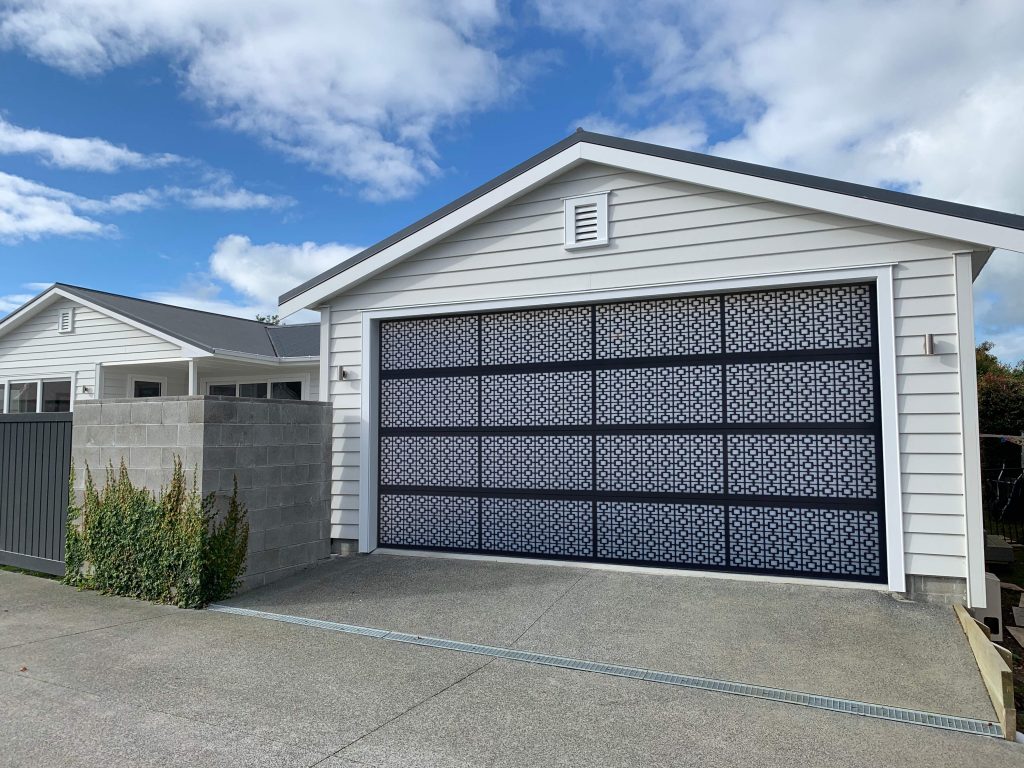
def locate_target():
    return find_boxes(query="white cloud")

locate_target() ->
[0,0,516,199]
[0,116,181,171]
[0,171,113,241]
[209,234,361,305]
[143,234,361,322]
[535,0,1024,361]
[165,182,293,211]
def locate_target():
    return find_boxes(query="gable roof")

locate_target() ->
[0,283,318,359]
[279,129,1024,314]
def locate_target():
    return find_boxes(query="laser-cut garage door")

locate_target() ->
[376,283,885,582]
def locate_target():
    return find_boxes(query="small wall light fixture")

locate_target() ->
[923,334,936,356]
[339,367,348,380]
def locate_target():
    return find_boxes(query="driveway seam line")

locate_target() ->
[309,657,497,767]
[510,571,587,646]
[207,603,1006,740]
[0,613,174,651]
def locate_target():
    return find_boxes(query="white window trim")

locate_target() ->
[563,191,609,250]
[128,375,168,399]
[356,264,905,595]
[200,373,310,400]
[1,376,74,413]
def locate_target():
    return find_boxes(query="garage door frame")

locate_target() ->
[357,264,905,593]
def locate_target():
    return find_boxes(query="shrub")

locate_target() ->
[64,457,249,608]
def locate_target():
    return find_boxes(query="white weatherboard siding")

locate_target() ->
[0,297,182,403]
[323,162,975,585]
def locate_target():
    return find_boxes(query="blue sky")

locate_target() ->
[1,1,1022,359]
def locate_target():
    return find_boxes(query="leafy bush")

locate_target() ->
[64,457,249,608]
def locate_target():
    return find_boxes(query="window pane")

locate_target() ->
[10,382,38,413]
[133,380,163,398]
[238,382,268,398]
[271,381,302,400]
[42,380,72,412]
[209,384,237,396]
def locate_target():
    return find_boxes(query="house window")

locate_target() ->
[239,382,268,398]
[132,379,163,398]
[9,382,38,413]
[563,192,609,249]
[41,380,72,412]
[271,381,302,400]
[206,379,304,400]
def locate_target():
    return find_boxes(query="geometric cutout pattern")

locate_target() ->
[596,502,727,565]
[379,435,478,488]
[481,306,591,365]
[726,360,874,424]
[596,434,724,494]
[482,498,592,556]
[724,284,872,353]
[597,365,722,424]
[727,434,877,499]
[380,314,478,370]
[729,506,881,577]
[482,435,591,490]
[379,494,478,549]
[482,371,591,427]
[596,295,721,358]
[377,282,884,582]
[381,376,478,428]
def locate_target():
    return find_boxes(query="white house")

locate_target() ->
[0,284,321,410]
[280,130,1024,608]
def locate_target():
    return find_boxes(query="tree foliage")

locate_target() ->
[976,341,1024,436]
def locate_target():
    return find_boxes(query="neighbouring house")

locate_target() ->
[0,284,321,411]
[279,130,1024,608]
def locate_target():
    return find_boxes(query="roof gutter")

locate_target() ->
[211,349,319,364]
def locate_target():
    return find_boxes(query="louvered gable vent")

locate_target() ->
[57,307,75,334]
[563,191,609,249]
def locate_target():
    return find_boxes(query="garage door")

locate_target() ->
[376,282,885,583]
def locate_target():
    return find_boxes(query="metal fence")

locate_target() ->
[982,464,1024,545]
[0,412,73,575]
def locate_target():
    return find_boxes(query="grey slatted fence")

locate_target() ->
[0,412,72,575]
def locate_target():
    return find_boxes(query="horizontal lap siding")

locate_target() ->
[0,299,182,404]
[325,163,970,580]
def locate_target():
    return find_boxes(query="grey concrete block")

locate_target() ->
[247,528,266,554]
[267,444,295,466]
[72,405,101,426]
[113,424,147,447]
[160,400,187,425]
[146,425,179,447]
[204,400,237,424]
[248,548,281,574]
[220,424,255,447]
[203,446,237,469]
[100,402,131,424]
[187,398,206,423]
[129,446,164,469]
[235,445,268,468]
[238,487,267,512]
[84,425,115,447]
[130,401,165,425]
[253,424,282,445]
[178,423,204,447]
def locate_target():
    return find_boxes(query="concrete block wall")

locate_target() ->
[71,396,332,591]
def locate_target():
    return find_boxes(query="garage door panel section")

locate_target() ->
[376,283,886,582]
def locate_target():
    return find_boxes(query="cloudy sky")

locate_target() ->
[0,0,1022,358]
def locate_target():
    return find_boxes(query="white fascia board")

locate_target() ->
[580,144,1024,253]
[0,287,210,359]
[210,349,319,365]
[278,146,586,316]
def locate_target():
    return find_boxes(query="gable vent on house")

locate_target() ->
[57,307,75,334]
[564,192,609,249]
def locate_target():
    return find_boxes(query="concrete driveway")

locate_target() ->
[1,559,1021,767]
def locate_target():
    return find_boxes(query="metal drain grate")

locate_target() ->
[207,604,1004,739]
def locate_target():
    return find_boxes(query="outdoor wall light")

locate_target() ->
[339,367,348,380]
[923,334,936,355]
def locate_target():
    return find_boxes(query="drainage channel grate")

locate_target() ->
[207,604,1004,739]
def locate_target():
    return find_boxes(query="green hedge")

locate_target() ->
[64,457,249,608]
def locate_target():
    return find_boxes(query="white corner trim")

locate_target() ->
[319,308,331,404]
[356,265,906,593]
[955,251,986,609]
[874,266,905,593]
